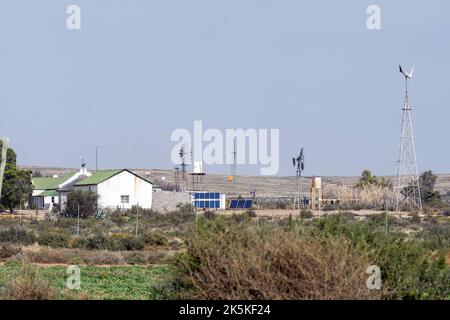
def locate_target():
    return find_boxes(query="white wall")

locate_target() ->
[97,171,152,209]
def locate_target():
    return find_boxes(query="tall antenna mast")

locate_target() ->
[94,145,104,172]
[127,140,137,170]
[395,65,422,211]
[232,137,237,195]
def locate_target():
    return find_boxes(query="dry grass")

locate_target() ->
[323,185,396,210]
[0,263,58,300]
[178,221,381,300]
[15,245,170,266]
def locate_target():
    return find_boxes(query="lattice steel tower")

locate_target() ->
[395,65,422,211]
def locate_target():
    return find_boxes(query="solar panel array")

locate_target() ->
[193,192,221,209]
[229,199,253,209]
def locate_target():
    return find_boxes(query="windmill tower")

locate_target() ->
[395,65,422,211]
[179,144,190,191]
[292,147,305,210]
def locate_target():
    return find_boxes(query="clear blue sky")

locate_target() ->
[0,1,449,176]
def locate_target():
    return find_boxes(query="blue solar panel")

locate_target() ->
[228,199,253,209]
[193,192,223,209]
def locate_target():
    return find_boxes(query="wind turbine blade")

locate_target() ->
[409,67,414,78]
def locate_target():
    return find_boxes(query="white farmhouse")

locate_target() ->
[73,169,153,209]
[32,166,91,210]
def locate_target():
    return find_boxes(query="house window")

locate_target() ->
[121,195,129,204]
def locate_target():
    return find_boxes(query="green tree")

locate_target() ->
[356,169,392,189]
[0,148,33,213]
[419,170,440,204]
[65,189,98,218]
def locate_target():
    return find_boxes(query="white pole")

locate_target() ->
[77,204,80,236]
[135,202,139,236]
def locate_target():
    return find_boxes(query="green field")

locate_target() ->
[0,262,173,300]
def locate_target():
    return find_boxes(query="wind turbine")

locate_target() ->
[399,65,414,79]
[399,65,414,94]
[292,147,305,210]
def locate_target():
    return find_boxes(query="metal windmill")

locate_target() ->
[179,144,191,191]
[292,147,305,210]
[395,65,422,212]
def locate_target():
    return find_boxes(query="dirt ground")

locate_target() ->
[0,210,46,220]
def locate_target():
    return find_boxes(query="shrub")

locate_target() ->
[299,209,313,219]
[176,218,378,299]
[0,243,21,260]
[110,212,127,226]
[372,235,449,299]
[0,227,37,245]
[120,236,145,251]
[71,233,146,251]
[244,210,257,218]
[74,234,110,250]
[230,213,249,223]
[310,214,450,299]
[38,230,71,248]
[203,211,216,220]
[178,203,194,213]
[144,232,168,247]
[23,247,72,264]
[124,252,147,265]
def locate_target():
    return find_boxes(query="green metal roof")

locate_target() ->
[74,169,123,186]
[32,172,75,190]
[38,190,59,197]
